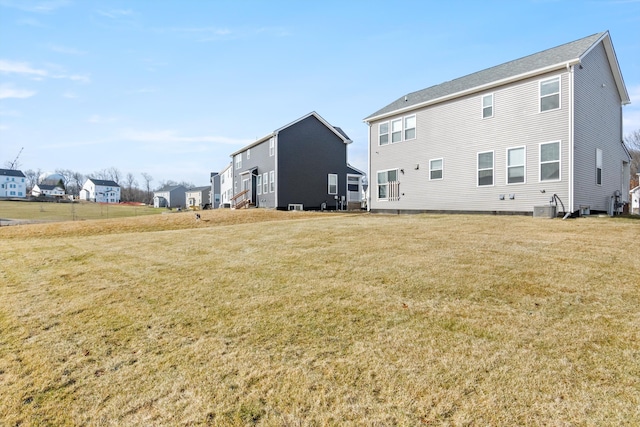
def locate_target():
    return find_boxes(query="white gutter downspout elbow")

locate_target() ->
[568,62,575,214]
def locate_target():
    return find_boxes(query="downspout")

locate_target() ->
[366,121,372,212]
[568,62,575,214]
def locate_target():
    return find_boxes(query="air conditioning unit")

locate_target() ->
[288,204,303,211]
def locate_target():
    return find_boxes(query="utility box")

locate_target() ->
[533,205,556,218]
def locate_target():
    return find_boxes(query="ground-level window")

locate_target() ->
[263,173,268,194]
[379,122,389,145]
[596,148,603,185]
[257,175,262,195]
[377,169,399,201]
[482,94,493,118]
[540,77,560,112]
[507,146,525,184]
[269,170,275,193]
[540,141,560,181]
[478,151,494,186]
[328,174,338,195]
[430,158,443,180]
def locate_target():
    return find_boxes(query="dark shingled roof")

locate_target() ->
[88,178,120,187]
[365,32,607,121]
[0,168,26,177]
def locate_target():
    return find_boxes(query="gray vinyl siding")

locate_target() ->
[573,42,627,211]
[370,71,570,213]
[278,115,349,210]
[233,137,276,208]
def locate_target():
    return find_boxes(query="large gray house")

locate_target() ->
[229,111,364,211]
[364,31,631,216]
[153,185,186,209]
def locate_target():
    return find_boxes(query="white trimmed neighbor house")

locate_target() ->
[364,31,631,216]
[0,169,27,198]
[81,178,121,203]
[32,183,66,198]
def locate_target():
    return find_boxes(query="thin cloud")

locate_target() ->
[122,129,252,146]
[0,84,36,99]
[97,9,134,19]
[49,44,87,55]
[0,60,48,76]
[0,0,70,13]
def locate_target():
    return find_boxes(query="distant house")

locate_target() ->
[81,178,121,203]
[186,186,211,209]
[0,169,27,198]
[153,185,186,208]
[218,163,233,208]
[32,183,65,198]
[209,172,221,209]
[229,111,364,210]
[631,185,640,215]
[364,31,630,215]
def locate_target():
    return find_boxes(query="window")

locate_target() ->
[391,119,402,143]
[482,94,493,118]
[347,176,359,192]
[430,159,443,180]
[507,147,525,184]
[379,122,389,145]
[221,174,225,184]
[263,172,268,194]
[247,148,251,160]
[596,148,602,185]
[404,115,416,140]
[257,175,262,195]
[540,77,560,112]
[235,154,242,170]
[540,142,560,181]
[269,170,275,193]
[478,151,494,186]
[377,169,399,201]
[328,174,338,195]
[269,138,275,156]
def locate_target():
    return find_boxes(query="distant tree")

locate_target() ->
[71,171,85,197]
[141,173,153,205]
[23,169,40,192]
[108,167,121,184]
[91,169,110,180]
[123,172,138,202]
[625,130,640,188]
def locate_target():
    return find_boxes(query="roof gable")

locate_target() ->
[0,168,26,178]
[365,31,628,121]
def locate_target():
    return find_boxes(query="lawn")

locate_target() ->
[1,210,639,426]
[0,200,163,223]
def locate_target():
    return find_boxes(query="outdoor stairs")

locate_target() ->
[230,189,253,209]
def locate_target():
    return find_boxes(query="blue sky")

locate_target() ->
[1,0,639,188]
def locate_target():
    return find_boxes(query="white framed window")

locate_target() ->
[391,119,402,143]
[430,158,443,180]
[247,148,251,160]
[404,115,416,140]
[256,175,262,195]
[478,151,494,186]
[377,169,399,201]
[507,146,526,184]
[235,154,242,170]
[263,172,268,194]
[540,141,560,182]
[269,170,275,193]
[596,148,603,185]
[328,174,338,195]
[379,122,389,145]
[540,77,560,112]
[482,94,493,118]
[269,138,275,156]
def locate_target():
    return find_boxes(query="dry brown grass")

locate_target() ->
[1,210,639,426]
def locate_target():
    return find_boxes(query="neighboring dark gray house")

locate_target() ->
[365,31,631,216]
[153,185,187,209]
[229,111,364,210]
[209,172,221,209]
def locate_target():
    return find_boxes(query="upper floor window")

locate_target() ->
[430,158,443,180]
[540,141,560,181]
[247,149,251,160]
[596,148,603,185]
[235,154,242,170]
[507,147,525,184]
[404,115,416,140]
[328,174,338,195]
[540,77,560,112]
[379,122,389,145]
[269,138,275,156]
[478,151,494,186]
[391,119,402,143]
[482,94,493,118]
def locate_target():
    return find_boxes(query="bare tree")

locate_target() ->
[123,172,138,202]
[91,169,110,180]
[141,172,153,204]
[624,130,640,188]
[108,167,121,184]
[71,171,85,197]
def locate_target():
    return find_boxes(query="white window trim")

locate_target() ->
[596,148,603,186]
[391,118,402,143]
[477,151,494,187]
[269,138,275,157]
[377,168,399,201]
[506,146,526,185]
[539,141,561,182]
[328,174,338,195]
[247,148,251,160]
[263,172,268,194]
[404,115,416,140]
[256,174,262,195]
[482,93,494,119]
[429,158,444,181]
[269,170,275,193]
[235,154,242,170]
[539,76,561,113]
[379,121,389,146]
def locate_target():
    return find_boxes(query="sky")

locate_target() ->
[1,0,639,189]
